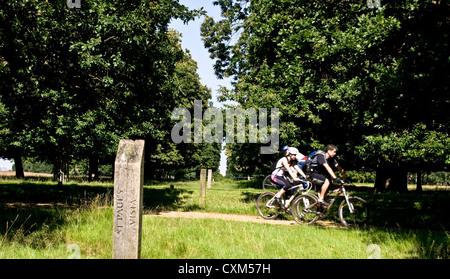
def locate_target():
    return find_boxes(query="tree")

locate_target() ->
[0,0,210,180]
[201,0,449,191]
[146,45,219,179]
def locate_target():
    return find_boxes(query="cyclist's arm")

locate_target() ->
[335,163,348,178]
[323,163,337,180]
[293,164,306,179]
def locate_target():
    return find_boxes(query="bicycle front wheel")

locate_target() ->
[262,175,278,192]
[338,196,368,228]
[291,193,320,225]
[256,192,281,219]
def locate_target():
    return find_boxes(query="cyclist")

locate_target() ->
[272,147,307,204]
[306,144,348,207]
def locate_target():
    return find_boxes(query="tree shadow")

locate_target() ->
[351,190,450,259]
[142,187,192,212]
[0,182,191,244]
[363,191,450,230]
[2,182,449,258]
[233,179,265,190]
[240,191,261,204]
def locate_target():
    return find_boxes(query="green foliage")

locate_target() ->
[21,158,53,174]
[0,0,218,178]
[356,124,450,169]
[346,170,376,184]
[425,172,450,186]
[201,0,449,174]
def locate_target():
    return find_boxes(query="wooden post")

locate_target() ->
[207,169,212,189]
[113,139,145,259]
[199,169,207,207]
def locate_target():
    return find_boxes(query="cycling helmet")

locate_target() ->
[287,147,300,155]
[281,145,289,153]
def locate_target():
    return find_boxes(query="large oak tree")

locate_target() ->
[0,0,219,179]
[201,0,449,191]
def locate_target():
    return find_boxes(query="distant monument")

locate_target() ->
[113,139,145,259]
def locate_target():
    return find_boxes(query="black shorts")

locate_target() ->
[309,172,330,186]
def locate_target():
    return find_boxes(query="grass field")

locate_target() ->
[0,179,449,259]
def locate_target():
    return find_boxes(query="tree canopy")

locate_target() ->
[202,0,449,190]
[0,0,220,179]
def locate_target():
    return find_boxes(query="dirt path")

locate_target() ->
[148,211,297,226]
[147,211,342,228]
[0,171,53,178]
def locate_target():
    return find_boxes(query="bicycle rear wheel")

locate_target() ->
[256,192,281,219]
[262,175,278,192]
[338,196,368,228]
[291,193,320,225]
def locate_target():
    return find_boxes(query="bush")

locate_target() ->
[346,170,376,184]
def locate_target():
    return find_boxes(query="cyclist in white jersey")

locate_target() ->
[272,147,307,204]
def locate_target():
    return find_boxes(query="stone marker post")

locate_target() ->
[199,169,207,207]
[207,169,212,189]
[113,139,145,259]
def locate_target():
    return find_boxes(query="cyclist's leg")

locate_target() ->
[319,179,330,201]
[272,175,290,200]
[309,172,329,201]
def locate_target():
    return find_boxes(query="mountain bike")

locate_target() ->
[257,176,313,220]
[262,174,279,192]
[291,181,369,228]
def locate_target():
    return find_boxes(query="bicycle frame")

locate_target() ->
[265,179,313,210]
[286,180,314,205]
[292,181,368,227]
[309,184,353,217]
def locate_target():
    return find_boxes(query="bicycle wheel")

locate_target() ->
[338,196,368,228]
[256,192,281,219]
[291,193,320,225]
[262,175,278,192]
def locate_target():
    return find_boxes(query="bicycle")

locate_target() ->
[291,180,369,228]
[262,174,279,192]
[257,176,313,220]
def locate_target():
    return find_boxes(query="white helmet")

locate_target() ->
[287,147,300,155]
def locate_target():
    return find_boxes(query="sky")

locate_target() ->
[169,0,232,176]
[0,1,230,175]
[0,158,12,171]
[169,0,233,110]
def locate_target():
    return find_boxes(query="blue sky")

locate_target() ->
[169,0,233,109]
[1,1,229,175]
[169,0,232,175]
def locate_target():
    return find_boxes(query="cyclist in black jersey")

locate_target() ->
[308,144,348,207]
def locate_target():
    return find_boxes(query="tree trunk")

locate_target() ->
[416,170,423,192]
[374,164,408,193]
[89,155,99,182]
[14,152,24,178]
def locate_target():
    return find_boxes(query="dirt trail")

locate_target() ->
[147,211,341,228]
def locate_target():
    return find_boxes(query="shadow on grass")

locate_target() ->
[233,179,264,189]
[1,181,449,258]
[0,182,191,243]
[335,188,450,258]
[142,187,193,212]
